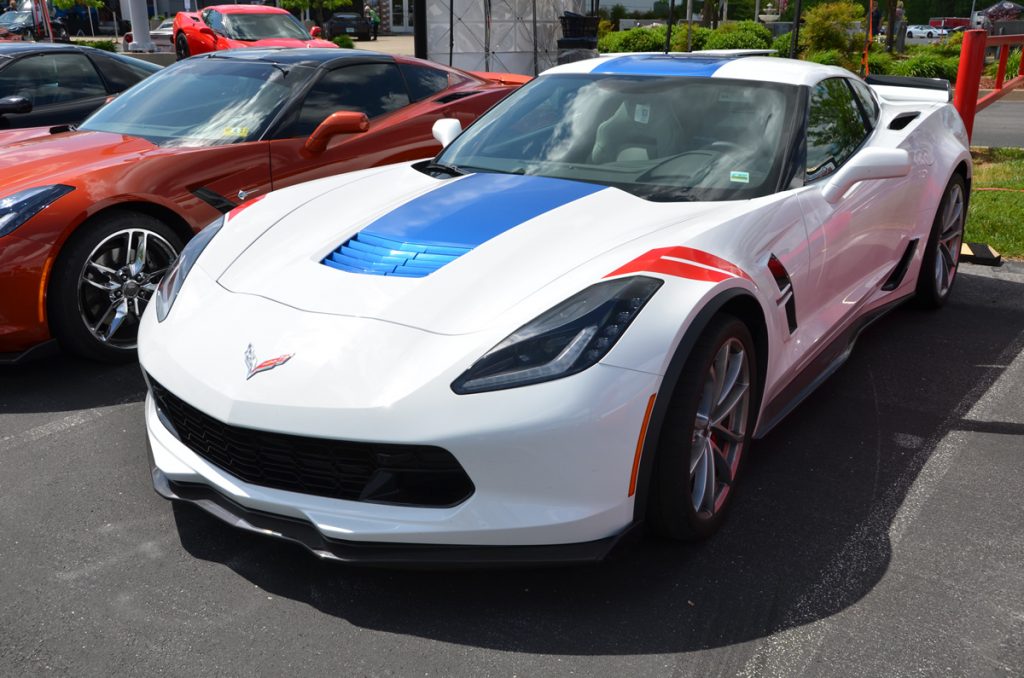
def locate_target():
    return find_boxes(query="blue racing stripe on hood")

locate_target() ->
[322,173,605,277]
[592,55,732,77]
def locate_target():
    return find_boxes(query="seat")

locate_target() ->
[591,95,684,164]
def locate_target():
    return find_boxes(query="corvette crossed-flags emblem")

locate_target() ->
[244,343,294,380]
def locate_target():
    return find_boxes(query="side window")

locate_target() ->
[205,10,224,33]
[278,63,411,138]
[805,78,869,181]
[399,63,449,102]
[0,53,106,108]
[847,79,879,130]
[88,53,158,92]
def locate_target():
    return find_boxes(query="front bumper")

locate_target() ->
[151,458,642,566]
[140,268,664,561]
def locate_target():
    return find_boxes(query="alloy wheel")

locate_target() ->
[77,228,177,349]
[689,338,751,516]
[934,181,964,298]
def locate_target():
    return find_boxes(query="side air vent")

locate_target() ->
[888,111,920,131]
[767,254,798,334]
[435,90,480,104]
[322,232,471,278]
[881,238,919,291]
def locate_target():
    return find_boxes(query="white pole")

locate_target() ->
[127,0,155,50]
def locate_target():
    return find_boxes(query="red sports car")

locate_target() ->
[0,48,527,363]
[173,5,335,60]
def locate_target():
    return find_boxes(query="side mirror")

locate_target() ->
[304,111,369,154]
[310,26,322,38]
[432,118,462,148]
[821,148,911,204]
[0,96,31,115]
[199,26,216,38]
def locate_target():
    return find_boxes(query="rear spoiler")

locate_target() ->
[468,71,533,85]
[865,74,952,103]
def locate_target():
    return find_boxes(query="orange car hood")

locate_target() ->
[227,38,336,48]
[0,130,156,191]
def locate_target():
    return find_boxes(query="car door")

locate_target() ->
[795,76,916,344]
[268,61,444,189]
[0,51,110,128]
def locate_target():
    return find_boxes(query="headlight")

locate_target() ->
[0,185,75,238]
[452,276,663,394]
[154,216,224,322]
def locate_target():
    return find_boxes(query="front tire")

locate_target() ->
[175,33,190,60]
[648,314,759,540]
[48,210,183,363]
[915,173,966,309]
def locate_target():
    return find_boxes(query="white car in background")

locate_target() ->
[139,53,971,566]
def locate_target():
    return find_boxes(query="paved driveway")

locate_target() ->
[1,263,1022,677]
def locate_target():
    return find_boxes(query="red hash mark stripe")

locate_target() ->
[605,246,750,282]
[228,194,266,221]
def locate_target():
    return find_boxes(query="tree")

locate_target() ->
[280,0,353,26]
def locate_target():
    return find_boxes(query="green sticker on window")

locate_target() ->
[730,171,750,184]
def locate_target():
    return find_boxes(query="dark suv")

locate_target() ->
[325,12,370,41]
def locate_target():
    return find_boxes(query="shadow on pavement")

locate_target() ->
[0,351,145,415]
[165,269,1024,655]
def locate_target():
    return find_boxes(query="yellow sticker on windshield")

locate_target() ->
[730,171,750,184]
[224,127,250,137]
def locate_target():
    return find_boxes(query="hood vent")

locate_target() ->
[322,232,471,278]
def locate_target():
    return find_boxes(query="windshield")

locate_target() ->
[0,11,29,26]
[437,73,799,202]
[220,13,309,41]
[80,59,310,146]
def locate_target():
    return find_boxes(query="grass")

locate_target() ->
[966,147,1024,259]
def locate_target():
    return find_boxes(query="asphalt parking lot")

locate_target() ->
[1,262,1022,677]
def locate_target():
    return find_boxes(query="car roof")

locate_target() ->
[198,47,392,68]
[544,52,852,87]
[204,4,291,14]
[0,42,85,59]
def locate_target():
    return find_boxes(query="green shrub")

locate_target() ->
[332,35,354,49]
[889,52,959,82]
[670,24,712,51]
[867,50,893,74]
[932,30,964,57]
[704,28,771,50]
[802,1,864,54]
[984,48,1021,78]
[806,48,847,67]
[598,18,614,39]
[771,31,796,57]
[598,25,666,53]
[77,39,116,52]
[720,20,773,46]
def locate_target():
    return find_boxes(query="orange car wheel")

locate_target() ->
[48,210,183,363]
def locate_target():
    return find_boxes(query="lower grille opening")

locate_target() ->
[148,376,474,507]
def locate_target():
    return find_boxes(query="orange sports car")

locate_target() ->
[0,48,527,363]
[173,5,336,60]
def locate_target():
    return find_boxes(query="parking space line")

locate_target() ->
[0,394,144,454]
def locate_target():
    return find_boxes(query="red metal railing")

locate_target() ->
[954,29,1024,141]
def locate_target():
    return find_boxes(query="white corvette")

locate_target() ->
[139,53,971,565]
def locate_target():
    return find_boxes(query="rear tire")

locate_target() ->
[48,210,183,363]
[914,173,966,309]
[648,314,759,540]
[175,33,190,61]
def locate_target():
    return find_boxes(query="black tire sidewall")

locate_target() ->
[176,34,189,60]
[649,314,760,541]
[48,210,183,363]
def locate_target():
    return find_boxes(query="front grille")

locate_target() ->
[149,378,474,507]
